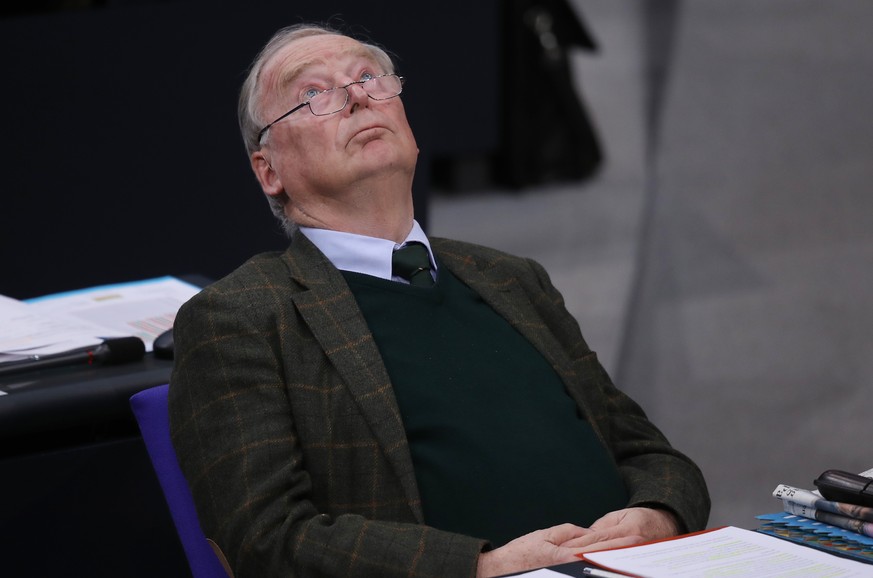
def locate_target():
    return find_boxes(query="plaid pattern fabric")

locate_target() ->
[169,231,709,578]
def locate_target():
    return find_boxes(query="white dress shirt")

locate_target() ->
[299,220,437,284]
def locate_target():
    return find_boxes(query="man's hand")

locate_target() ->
[476,523,594,578]
[476,509,681,577]
[559,507,681,552]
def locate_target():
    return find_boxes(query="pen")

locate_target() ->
[582,567,631,578]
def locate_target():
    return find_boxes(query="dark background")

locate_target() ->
[0,0,502,299]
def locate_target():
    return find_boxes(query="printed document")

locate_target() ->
[581,526,873,577]
[0,276,200,358]
[0,294,104,359]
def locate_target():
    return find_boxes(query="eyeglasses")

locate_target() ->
[257,73,405,142]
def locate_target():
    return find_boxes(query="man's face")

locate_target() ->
[253,34,419,208]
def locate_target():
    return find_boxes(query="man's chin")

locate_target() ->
[349,150,416,183]
[345,134,418,177]
[350,137,402,164]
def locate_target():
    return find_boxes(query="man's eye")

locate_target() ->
[302,88,321,102]
[360,72,375,82]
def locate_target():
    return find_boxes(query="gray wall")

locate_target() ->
[432,0,873,528]
[624,0,873,528]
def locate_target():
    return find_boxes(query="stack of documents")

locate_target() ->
[0,276,200,365]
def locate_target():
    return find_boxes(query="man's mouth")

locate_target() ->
[349,125,386,145]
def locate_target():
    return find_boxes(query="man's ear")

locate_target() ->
[251,151,285,199]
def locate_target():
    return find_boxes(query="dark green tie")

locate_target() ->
[392,242,435,287]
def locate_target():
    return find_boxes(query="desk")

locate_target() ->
[501,561,597,576]
[0,355,190,578]
[0,355,173,442]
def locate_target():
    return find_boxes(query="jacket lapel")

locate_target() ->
[281,233,424,521]
[434,238,579,399]
[435,238,610,444]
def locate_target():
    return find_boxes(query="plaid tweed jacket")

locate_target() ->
[169,231,709,578]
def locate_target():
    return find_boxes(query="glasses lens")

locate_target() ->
[366,75,403,100]
[307,75,403,116]
[309,88,348,116]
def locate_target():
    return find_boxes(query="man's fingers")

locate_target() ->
[541,523,591,545]
[560,529,644,550]
[574,534,646,553]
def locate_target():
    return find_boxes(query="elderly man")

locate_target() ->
[169,23,710,578]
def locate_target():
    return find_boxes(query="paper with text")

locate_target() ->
[0,294,104,358]
[581,526,872,577]
[25,277,200,352]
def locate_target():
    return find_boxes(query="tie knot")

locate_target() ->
[392,242,434,287]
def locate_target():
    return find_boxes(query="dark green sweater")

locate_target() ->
[343,267,628,546]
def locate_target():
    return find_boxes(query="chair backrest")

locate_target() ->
[130,384,231,578]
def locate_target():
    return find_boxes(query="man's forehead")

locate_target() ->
[268,36,378,90]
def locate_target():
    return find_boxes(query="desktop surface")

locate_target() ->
[0,353,173,446]
[0,353,185,577]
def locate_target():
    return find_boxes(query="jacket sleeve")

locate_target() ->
[523,257,711,533]
[168,269,485,578]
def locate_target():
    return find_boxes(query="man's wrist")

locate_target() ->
[632,503,684,534]
[476,550,499,578]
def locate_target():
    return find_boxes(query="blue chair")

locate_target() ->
[130,384,232,578]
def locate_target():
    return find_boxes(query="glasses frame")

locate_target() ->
[257,73,405,143]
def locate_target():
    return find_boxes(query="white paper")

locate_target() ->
[0,294,104,356]
[0,277,200,361]
[25,276,200,352]
[582,526,872,577]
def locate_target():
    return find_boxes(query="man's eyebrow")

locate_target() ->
[277,59,321,93]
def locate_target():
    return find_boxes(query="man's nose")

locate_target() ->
[345,81,370,114]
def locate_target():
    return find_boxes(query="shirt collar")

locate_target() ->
[299,220,436,281]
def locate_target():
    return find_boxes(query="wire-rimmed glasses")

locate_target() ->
[257,73,405,142]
